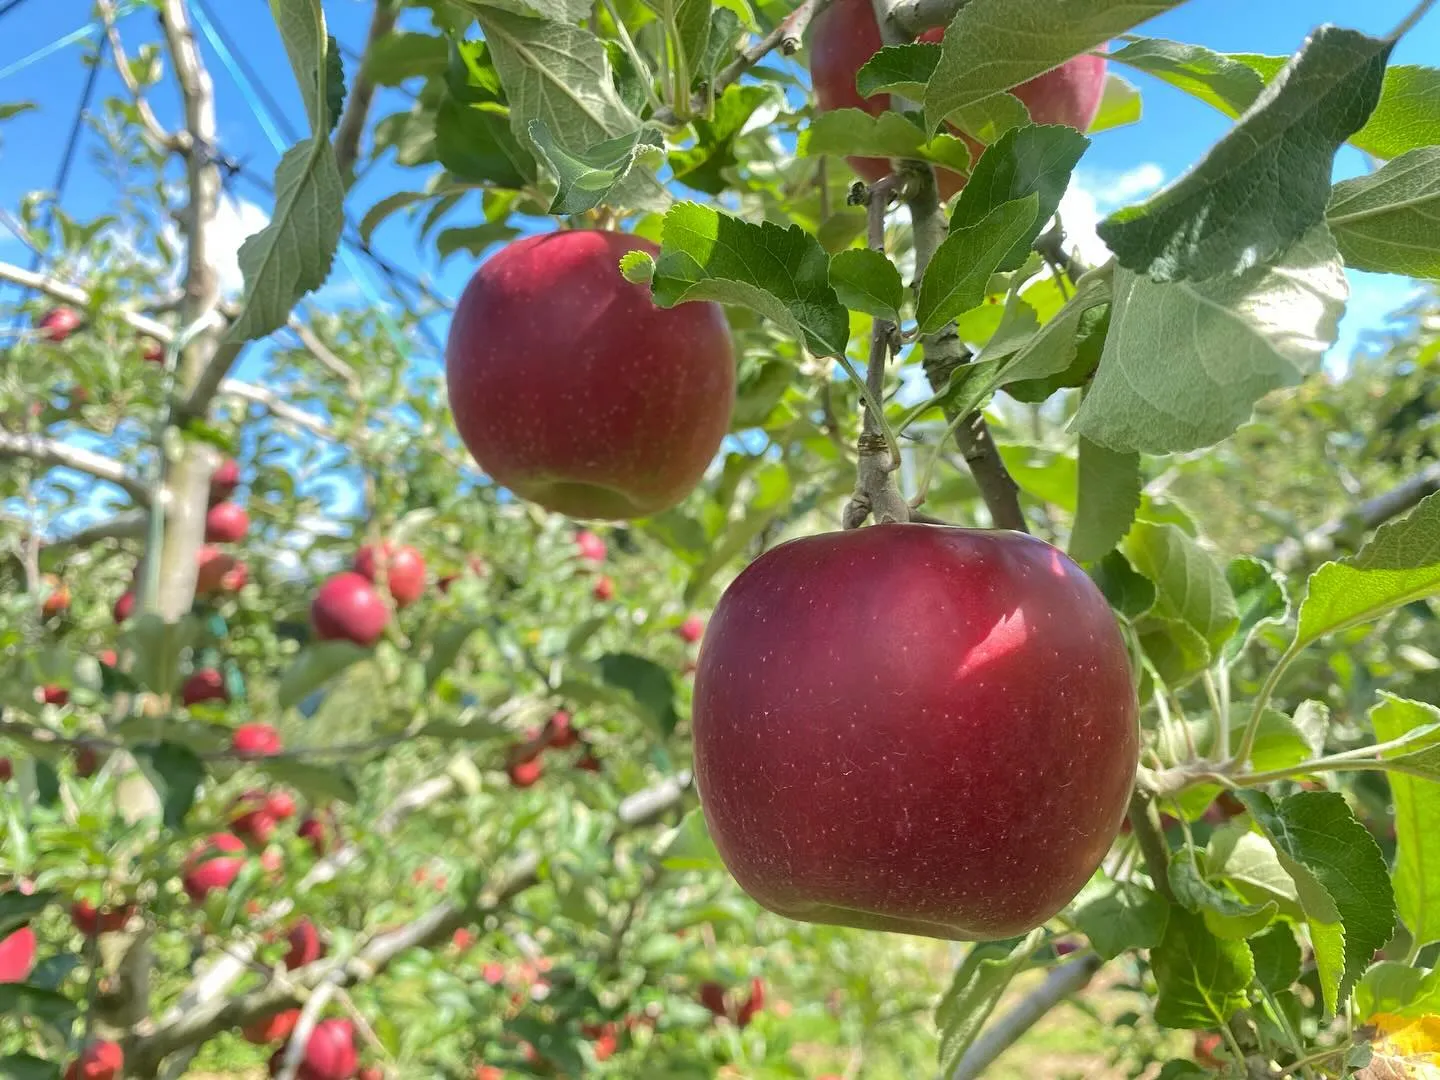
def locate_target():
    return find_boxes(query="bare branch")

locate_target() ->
[97,0,183,152]
[333,0,400,185]
[0,260,173,342]
[947,954,1103,1080]
[888,0,969,36]
[220,380,335,441]
[1273,461,1440,571]
[289,319,359,389]
[0,426,150,504]
[45,509,149,550]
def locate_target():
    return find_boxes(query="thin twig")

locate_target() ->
[1125,792,1174,901]
[333,0,400,184]
[0,426,151,504]
[0,259,174,342]
[97,0,182,152]
[1272,461,1440,570]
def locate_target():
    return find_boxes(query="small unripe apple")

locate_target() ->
[141,338,165,364]
[311,572,390,647]
[74,744,101,777]
[182,668,229,706]
[183,832,248,902]
[354,542,426,608]
[40,685,69,707]
[62,1039,123,1080]
[41,574,70,617]
[446,231,735,519]
[808,0,1107,198]
[0,925,36,983]
[113,591,135,624]
[211,458,241,503]
[508,758,542,788]
[576,530,607,564]
[38,306,81,342]
[206,501,250,543]
[693,525,1138,940]
[244,1008,301,1045]
[544,710,578,749]
[676,615,705,644]
[284,918,325,969]
[302,1017,359,1080]
[233,723,282,757]
[592,575,615,601]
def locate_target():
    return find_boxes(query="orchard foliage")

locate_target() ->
[1,0,1440,1078]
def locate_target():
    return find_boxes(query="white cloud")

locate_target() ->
[208,194,271,296]
[1057,164,1167,267]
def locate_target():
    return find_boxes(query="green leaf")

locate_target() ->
[693,8,744,90]
[435,99,536,189]
[0,984,76,1027]
[475,8,665,211]
[278,642,369,710]
[800,108,973,174]
[1168,848,1277,940]
[923,0,1186,133]
[1090,550,1156,619]
[1240,790,1397,1011]
[528,121,663,214]
[1249,923,1301,993]
[670,85,774,195]
[995,273,1110,395]
[436,222,518,262]
[1223,556,1288,662]
[0,891,55,937]
[1072,882,1169,959]
[916,195,1039,335]
[596,653,679,736]
[1350,65,1440,160]
[1075,226,1346,455]
[363,31,448,85]
[0,102,37,123]
[230,4,344,343]
[121,615,196,696]
[1069,437,1140,564]
[1295,491,1440,651]
[1355,961,1440,1022]
[1005,300,1108,403]
[1150,909,1254,1028]
[133,743,204,829]
[426,621,484,688]
[1206,825,1303,919]
[935,931,1044,1075]
[0,1052,61,1080]
[829,248,904,322]
[1327,146,1440,280]
[683,462,792,601]
[660,808,722,871]
[1122,521,1238,658]
[262,758,360,806]
[651,202,849,357]
[1088,73,1142,133]
[949,124,1090,272]
[1098,27,1390,282]
[1369,694,1440,951]
[642,0,711,98]
[856,42,939,101]
[1108,39,1266,117]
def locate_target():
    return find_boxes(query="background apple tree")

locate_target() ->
[2,0,1440,1077]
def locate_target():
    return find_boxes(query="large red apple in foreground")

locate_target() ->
[311,572,389,647]
[808,0,1107,198]
[445,231,735,519]
[692,525,1138,940]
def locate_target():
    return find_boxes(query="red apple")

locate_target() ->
[142,338,165,364]
[298,812,334,856]
[588,1022,618,1061]
[183,832,248,902]
[211,458,241,503]
[267,790,298,820]
[303,1017,358,1080]
[737,977,765,1027]
[63,1040,123,1080]
[196,545,246,596]
[481,962,505,985]
[113,590,135,624]
[74,744,100,777]
[677,615,705,644]
[182,667,229,706]
[232,790,277,844]
[474,1067,503,1080]
[808,0,1106,198]
[38,306,81,342]
[0,925,36,983]
[40,685,69,707]
[1193,1031,1225,1070]
[205,501,250,543]
[244,1008,301,1045]
[544,710,578,749]
[452,927,475,950]
[0,758,11,782]
[71,900,132,936]
[98,650,117,669]
[311,572,389,647]
[354,542,426,608]
[576,530,607,564]
[284,918,325,969]
[692,524,1138,940]
[592,575,614,601]
[233,723,282,757]
[446,231,735,519]
[41,574,70,617]
[699,981,727,1018]
[508,758,542,788]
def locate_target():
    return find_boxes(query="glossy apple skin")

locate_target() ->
[808,0,1107,199]
[692,524,1138,940]
[354,543,426,608]
[311,572,390,647]
[446,231,735,520]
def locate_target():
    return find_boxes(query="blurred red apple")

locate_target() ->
[183,832,247,902]
[693,524,1138,940]
[141,337,164,364]
[71,900,132,936]
[196,545,244,596]
[113,591,135,624]
[182,667,229,706]
[0,925,36,983]
[576,753,601,773]
[298,812,334,856]
[0,758,11,782]
[211,458,241,503]
[354,542,426,608]
[311,572,389,647]
[62,1039,123,1080]
[38,306,81,342]
[677,615,704,644]
[544,710,578,749]
[267,790,297,820]
[40,685,69,707]
[302,1017,358,1080]
[232,789,277,843]
[233,723,282,757]
[284,918,325,969]
[244,1008,301,1045]
[508,759,542,788]
[576,530,607,563]
[205,501,249,543]
[445,232,734,519]
[592,575,614,601]
[74,744,100,777]
[41,574,70,617]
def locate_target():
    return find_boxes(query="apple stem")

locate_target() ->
[1125,792,1174,901]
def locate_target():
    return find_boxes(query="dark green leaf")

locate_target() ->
[916,195,1039,334]
[1070,437,1140,564]
[364,31,448,86]
[1073,882,1169,959]
[936,931,1043,1074]
[801,109,973,174]
[1150,909,1254,1028]
[1224,556,1288,662]
[435,98,535,189]
[1327,146,1440,280]
[596,653,679,735]
[133,743,205,829]
[0,984,76,1026]
[0,892,55,937]
[669,85,774,195]
[856,42,939,101]
[1168,848,1278,939]
[1249,923,1301,992]
[278,642,368,710]
[1090,550,1156,619]
[426,622,483,688]
[829,248,904,322]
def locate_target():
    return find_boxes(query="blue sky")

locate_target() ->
[0,0,1435,378]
